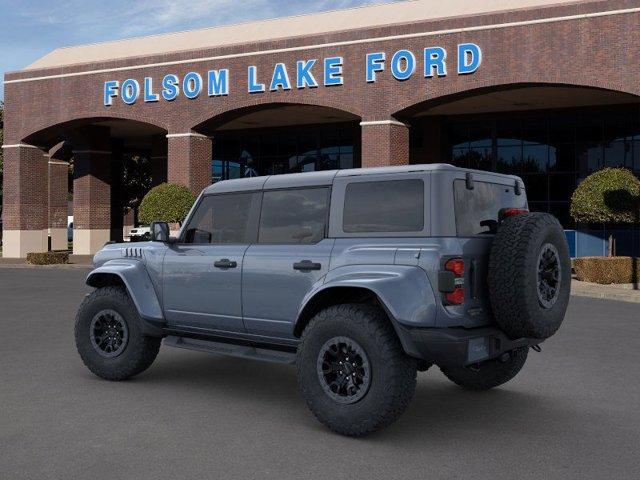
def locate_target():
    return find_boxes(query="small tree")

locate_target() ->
[570,168,640,256]
[138,183,196,225]
[121,154,152,225]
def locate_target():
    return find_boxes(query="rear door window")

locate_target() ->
[343,179,424,233]
[258,188,330,244]
[454,180,527,235]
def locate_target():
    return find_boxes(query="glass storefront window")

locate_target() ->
[577,142,603,175]
[523,144,549,173]
[211,123,359,182]
[522,174,547,202]
[439,105,640,228]
[496,145,522,174]
[604,140,632,168]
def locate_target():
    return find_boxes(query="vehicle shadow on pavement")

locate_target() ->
[124,350,581,442]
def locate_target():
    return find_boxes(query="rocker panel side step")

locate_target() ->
[163,335,296,364]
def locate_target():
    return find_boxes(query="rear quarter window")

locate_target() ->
[343,179,424,233]
[454,179,527,236]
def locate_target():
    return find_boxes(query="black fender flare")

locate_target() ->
[86,259,165,337]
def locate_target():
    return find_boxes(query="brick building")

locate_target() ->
[3,0,640,257]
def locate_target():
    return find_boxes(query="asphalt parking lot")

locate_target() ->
[1,267,639,480]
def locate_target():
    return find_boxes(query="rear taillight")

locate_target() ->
[443,258,465,305]
[499,208,529,221]
[445,288,465,305]
[444,258,465,277]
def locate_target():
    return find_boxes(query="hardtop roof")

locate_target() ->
[202,164,521,194]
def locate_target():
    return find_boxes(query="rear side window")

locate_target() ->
[343,179,424,233]
[259,188,330,244]
[183,193,259,244]
[454,180,528,236]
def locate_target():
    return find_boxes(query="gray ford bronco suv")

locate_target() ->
[75,164,571,436]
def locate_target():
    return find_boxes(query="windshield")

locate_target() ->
[454,179,527,236]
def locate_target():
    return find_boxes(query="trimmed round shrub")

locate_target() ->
[138,183,196,225]
[570,168,640,224]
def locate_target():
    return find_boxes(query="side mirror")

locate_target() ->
[150,221,170,243]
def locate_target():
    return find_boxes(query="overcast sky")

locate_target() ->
[0,0,399,100]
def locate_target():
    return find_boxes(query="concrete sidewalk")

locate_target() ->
[571,279,640,303]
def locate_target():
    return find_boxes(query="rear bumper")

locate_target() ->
[409,326,540,367]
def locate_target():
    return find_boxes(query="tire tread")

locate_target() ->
[75,286,161,381]
[296,303,416,437]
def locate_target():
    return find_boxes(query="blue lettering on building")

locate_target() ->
[103,44,482,106]
[457,43,482,75]
[161,74,179,101]
[424,47,447,77]
[144,77,159,102]
[296,60,318,89]
[270,63,292,91]
[366,52,385,83]
[390,50,416,81]
[208,69,229,96]
[183,72,203,99]
[120,79,140,105]
[247,66,265,93]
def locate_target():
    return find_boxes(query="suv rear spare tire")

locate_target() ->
[488,212,571,340]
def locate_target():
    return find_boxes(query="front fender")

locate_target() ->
[297,265,437,329]
[86,259,165,332]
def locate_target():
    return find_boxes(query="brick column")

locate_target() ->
[167,132,212,194]
[1,144,49,258]
[73,149,112,254]
[360,120,410,168]
[48,155,69,251]
[150,134,168,186]
[70,126,112,255]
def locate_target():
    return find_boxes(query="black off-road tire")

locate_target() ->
[75,286,161,381]
[488,212,571,340]
[296,304,417,437]
[441,347,528,391]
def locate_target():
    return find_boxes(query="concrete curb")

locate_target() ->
[571,280,640,304]
[0,264,92,269]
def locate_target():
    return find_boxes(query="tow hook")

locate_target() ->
[531,344,542,353]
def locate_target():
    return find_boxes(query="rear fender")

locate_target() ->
[86,259,165,336]
[295,265,437,357]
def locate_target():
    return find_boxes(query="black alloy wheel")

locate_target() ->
[537,243,561,309]
[316,336,371,404]
[89,309,129,358]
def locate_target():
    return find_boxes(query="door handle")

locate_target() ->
[214,259,237,269]
[293,260,322,271]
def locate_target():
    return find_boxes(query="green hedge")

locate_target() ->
[138,183,196,225]
[27,251,69,265]
[570,168,640,224]
[574,256,640,284]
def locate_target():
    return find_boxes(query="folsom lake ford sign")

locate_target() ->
[103,43,482,106]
